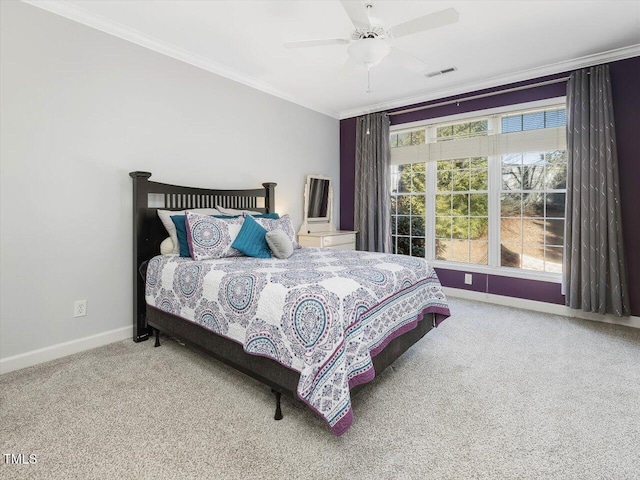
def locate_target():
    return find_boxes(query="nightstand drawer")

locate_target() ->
[327,243,354,251]
[323,233,356,247]
[297,230,357,251]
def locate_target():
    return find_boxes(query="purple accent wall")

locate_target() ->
[340,118,357,231]
[388,72,568,125]
[340,56,640,314]
[433,268,565,305]
[610,57,640,316]
[434,269,488,294]
[487,275,565,305]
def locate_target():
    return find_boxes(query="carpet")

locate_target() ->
[1,299,639,479]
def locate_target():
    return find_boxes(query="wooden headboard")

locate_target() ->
[129,171,276,342]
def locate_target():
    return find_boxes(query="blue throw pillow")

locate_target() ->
[171,214,239,257]
[251,213,280,219]
[231,215,271,259]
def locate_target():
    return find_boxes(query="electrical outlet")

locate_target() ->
[74,300,87,318]
[464,273,472,285]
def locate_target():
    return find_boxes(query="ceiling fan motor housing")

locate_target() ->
[350,24,386,41]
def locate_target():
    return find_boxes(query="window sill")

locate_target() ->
[429,260,563,284]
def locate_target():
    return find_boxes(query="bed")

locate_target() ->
[130,171,450,435]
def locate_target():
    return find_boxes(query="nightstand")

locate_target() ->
[297,230,357,250]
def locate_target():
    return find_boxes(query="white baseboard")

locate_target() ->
[0,325,133,375]
[442,287,640,329]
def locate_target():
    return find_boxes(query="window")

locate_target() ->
[437,120,488,140]
[435,156,489,264]
[501,108,566,133]
[500,150,566,272]
[390,129,426,148]
[391,163,426,257]
[390,102,567,278]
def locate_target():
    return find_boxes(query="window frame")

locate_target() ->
[390,97,566,283]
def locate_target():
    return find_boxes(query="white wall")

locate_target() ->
[0,1,339,366]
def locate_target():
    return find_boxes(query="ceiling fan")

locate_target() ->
[284,1,459,92]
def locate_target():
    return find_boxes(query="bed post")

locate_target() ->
[130,171,152,343]
[262,182,277,213]
[271,389,283,421]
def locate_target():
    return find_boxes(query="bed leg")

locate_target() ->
[271,389,283,421]
[154,328,161,348]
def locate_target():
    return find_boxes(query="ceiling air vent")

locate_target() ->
[426,67,457,78]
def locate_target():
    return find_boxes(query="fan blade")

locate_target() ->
[390,8,459,38]
[284,38,350,49]
[387,47,427,73]
[340,0,371,29]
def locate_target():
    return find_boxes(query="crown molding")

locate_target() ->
[21,0,340,119]
[338,44,640,119]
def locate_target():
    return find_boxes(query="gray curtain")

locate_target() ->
[564,65,630,316]
[355,113,391,252]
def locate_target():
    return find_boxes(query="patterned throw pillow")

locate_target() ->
[158,208,220,254]
[171,214,240,257]
[254,214,300,249]
[185,211,244,260]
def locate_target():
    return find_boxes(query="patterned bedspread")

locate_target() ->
[145,248,450,435]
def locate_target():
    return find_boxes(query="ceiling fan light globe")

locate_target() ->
[347,37,391,67]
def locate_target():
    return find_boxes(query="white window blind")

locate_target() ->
[390,136,494,165]
[495,126,566,156]
[429,135,494,162]
[391,107,566,166]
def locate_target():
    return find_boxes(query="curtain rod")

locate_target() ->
[388,76,570,117]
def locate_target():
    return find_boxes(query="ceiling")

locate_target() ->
[27,1,640,118]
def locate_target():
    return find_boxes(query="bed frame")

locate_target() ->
[130,171,435,423]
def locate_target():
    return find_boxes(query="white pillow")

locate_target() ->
[157,208,220,255]
[216,205,262,216]
[160,237,175,255]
